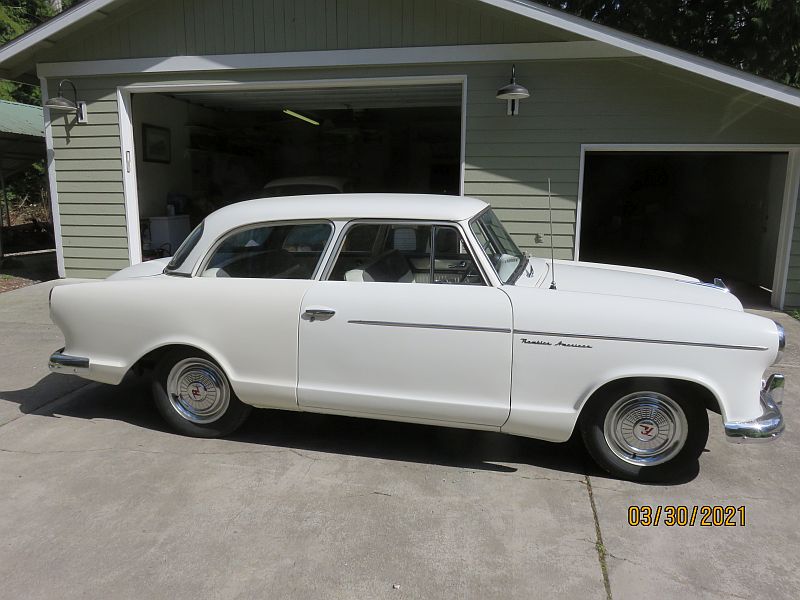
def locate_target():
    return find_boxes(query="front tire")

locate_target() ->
[152,348,251,438]
[580,381,709,482]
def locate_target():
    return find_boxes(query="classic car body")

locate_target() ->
[48,194,786,481]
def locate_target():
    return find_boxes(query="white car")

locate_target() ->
[48,194,785,481]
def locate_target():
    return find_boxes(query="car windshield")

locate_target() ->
[164,221,204,274]
[470,209,526,284]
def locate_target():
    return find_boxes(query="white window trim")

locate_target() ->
[117,75,468,268]
[39,77,65,278]
[576,143,800,309]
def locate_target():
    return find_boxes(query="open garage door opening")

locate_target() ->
[579,151,788,306]
[129,83,463,260]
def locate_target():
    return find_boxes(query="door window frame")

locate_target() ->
[320,219,491,286]
[193,219,335,280]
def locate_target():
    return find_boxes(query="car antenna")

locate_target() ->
[548,177,557,290]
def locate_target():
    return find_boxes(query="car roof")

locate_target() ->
[170,194,490,275]
[206,194,489,229]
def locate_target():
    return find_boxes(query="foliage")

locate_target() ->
[542,1,800,88]
[0,1,82,103]
[0,2,82,229]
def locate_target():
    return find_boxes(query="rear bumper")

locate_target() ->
[724,374,785,443]
[48,348,90,374]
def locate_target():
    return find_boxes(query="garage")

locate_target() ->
[128,81,464,260]
[578,150,790,305]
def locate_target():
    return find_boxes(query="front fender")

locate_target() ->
[501,286,778,442]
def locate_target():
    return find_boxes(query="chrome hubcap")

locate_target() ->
[166,358,230,424]
[603,392,688,466]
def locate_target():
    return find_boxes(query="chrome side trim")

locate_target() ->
[725,374,785,443]
[774,321,785,364]
[49,348,89,371]
[514,330,768,352]
[348,320,511,334]
[684,278,729,292]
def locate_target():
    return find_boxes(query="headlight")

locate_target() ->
[774,321,785,364]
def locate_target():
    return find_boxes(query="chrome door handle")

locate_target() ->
[447,261,467,269]
[303,307,336,321]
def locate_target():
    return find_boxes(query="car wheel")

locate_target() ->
[152,348,251,438]
[579,381,709,482]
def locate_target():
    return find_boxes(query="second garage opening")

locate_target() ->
[578,151,788,304]
[130,82,463,260]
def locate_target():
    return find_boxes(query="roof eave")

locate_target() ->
[1,0,799,109]
[476,0,800,108]
[0,0,124,77]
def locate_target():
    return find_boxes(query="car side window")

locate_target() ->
[328,222,483,285]
[203,222,332,279]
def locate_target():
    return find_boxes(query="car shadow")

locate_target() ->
[2,373,699,483]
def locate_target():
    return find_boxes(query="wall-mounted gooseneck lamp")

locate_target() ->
[44,79,88,124]
[496,64,530,116]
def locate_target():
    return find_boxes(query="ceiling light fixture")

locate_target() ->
[283,109,320,126]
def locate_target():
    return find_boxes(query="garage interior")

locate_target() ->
[579,151,788,304]
[131,84,463,260]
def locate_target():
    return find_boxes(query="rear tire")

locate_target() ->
[580,380,708,482]
[152,348,251,438]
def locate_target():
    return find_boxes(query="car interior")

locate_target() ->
[200,221,483,284]
[202,223,332,278]
[331,223,483,285]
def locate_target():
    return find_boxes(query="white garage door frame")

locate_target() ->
[116,74,468,269]
[576,143,800,309]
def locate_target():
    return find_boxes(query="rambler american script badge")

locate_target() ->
[520,338,592,349]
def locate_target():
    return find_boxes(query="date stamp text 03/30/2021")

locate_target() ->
[628,505,746,527]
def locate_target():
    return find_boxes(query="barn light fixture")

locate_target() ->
[44,79,88,123]
[283,109,320,126]
[496,64,530,116]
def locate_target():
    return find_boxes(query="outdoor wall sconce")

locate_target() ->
[44,79,88,123]
[496,64,530,116]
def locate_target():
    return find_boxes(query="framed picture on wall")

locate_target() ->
[142,124,171,163]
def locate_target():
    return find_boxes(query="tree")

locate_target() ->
[542,1,800,87]
[0,0,82,103]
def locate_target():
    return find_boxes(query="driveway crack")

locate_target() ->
[585,474,613,600]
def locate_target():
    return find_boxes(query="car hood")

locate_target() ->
[514,258,743,311]
[106,257,171,280]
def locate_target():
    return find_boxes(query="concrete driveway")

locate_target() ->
[0,281,797,600]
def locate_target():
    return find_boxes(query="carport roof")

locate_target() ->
[0,100,43,138]
[0,100,44,179]
[1,0,800,109]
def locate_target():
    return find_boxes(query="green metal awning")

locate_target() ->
[0,99,45,179]
[0,100,46,259]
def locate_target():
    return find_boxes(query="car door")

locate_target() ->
[192,220,334,410]
[297,222,513,427]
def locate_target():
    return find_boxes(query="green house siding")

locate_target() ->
[37,0,583,64]
[47,58,800,280]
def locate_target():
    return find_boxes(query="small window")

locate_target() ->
[329,222,483,285]
[165,221,204,274]
[203,222,332,279]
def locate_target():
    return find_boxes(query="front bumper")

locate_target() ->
[724,374,785,443]
[48,348,90,374]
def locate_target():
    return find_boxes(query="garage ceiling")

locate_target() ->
[168,84,463,112]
